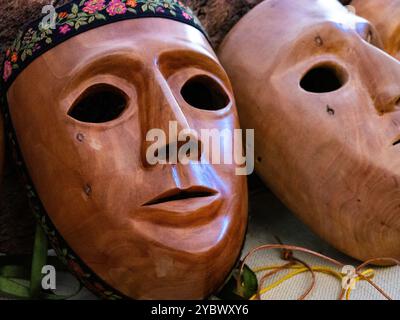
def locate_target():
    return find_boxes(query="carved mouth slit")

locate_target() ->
[144,189,217,206]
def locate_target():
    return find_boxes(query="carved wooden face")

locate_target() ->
[352,0,400,60]
[219,0,400,262]
[6,18,247,299]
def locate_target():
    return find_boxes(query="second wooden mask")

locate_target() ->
[219,0,400,262]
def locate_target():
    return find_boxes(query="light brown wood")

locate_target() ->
[219,0,400,262]
[6,18,247,299]
[352,0,400,60]
[0,0,261,259]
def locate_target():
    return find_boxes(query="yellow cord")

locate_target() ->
[346,269,375,300]
[250,264,375,300]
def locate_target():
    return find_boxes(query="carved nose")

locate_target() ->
[374,88,400,115]
[363,41,400,115]
[142,71,201,166]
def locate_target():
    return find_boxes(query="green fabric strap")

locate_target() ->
[0,223,81,300]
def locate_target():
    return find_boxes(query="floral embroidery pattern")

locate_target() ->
[107,0,128,15]
[59,24,72,34]
[1,0,205,85]
[2,61,12,82]
[83,0,107,14]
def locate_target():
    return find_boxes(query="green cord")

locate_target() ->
[0,277,31,299]
[0,223,81,300]
[30,223,48,299]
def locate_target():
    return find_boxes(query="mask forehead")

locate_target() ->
[38,18,218,83]
[220,0,376,82]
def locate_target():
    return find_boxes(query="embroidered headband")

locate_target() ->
[0,0,210,300]
[1,0,206,90]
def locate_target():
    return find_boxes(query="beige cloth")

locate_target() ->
[243,186,400,300]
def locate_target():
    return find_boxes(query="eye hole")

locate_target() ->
[68,84,127,123]
[300,64,347,93]
[181,75,230,111]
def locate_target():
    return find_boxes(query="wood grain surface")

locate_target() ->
[352,0,400,60]
[6,18,247,299]
[0,0,261,255]
[219,0,400,262]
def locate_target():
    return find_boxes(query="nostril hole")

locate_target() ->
[393,138,400,146]
[300,64,347,93]
[181,75,230,111]
[68,84,127,123]
[366,30,373,44]
[395,97,400,108]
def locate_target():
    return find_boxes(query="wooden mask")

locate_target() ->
[1,0,247,299]
[219,0,400,262]
[352,0,400,60]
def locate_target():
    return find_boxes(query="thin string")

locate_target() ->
[238,244,400,300]
[250,264,374,300]
[257,260,316,300]
[256,261,295,300]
